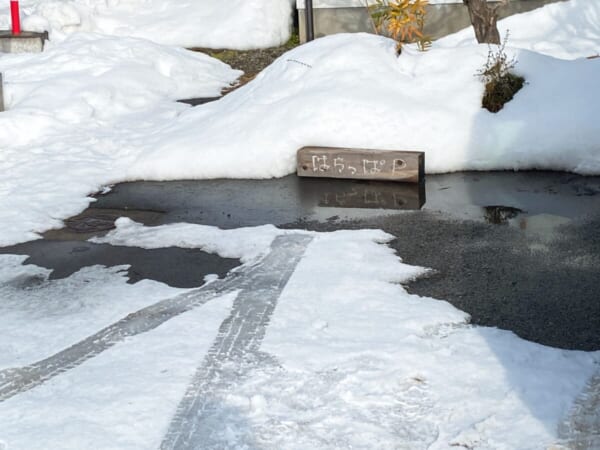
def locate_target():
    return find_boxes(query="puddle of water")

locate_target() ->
[43,208,165,241]
[88,177,427,229]
[300,178,425,213]
[425,171,600,222]
[480,207,574,244]
[507,213,573,244]
[84,172,600,230]
[482,205,524,225]
[0,241,240,289]
[2,170,599,295]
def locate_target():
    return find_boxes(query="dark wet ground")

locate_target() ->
[310,209,600,352]
[1,240,239,289]
[1,172,599,350]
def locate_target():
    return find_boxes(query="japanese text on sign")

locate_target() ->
[311,155,406,176]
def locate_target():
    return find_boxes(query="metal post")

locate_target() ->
[305,0,314,42]
[10,1,21,35]
[0,73,4,112]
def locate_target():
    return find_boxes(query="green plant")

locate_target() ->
[368,0,432,54]
[477,31,525,113]
[285,32,300,49]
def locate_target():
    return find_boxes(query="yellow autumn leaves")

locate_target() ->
[368,0,432,53]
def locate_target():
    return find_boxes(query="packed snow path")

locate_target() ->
[161,234,312,449]
[0,234,311,404]
[558,372,600,449]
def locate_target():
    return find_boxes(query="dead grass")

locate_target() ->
[188,34,299,96]
[482,72,525,113]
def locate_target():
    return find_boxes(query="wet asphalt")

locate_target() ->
[303,209,600,351]
[1,171,598,351]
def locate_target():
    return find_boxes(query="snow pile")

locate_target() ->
[0,33,240,246]
[130,32,600,180]
[92,218,284,263]
[0,32,239,108]
[439,0,600,60]
[1,223,596,448]
[0,0,294,49]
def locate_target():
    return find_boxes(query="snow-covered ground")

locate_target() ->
[1,1,599,448]
[1,0,599,246]
[0,33,241,246]
[0,221,598,449]
[0,0,295,49]
[131,33,599,180]
[439,0,600,60]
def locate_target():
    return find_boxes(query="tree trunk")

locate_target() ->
[463,0,503,44]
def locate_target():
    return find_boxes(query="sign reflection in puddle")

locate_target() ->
[299,179,426,211]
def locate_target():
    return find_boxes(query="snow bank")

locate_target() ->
[0,0,294,49]
[130,33,600,180]
[439,0,600,60]
[0,33,240,246]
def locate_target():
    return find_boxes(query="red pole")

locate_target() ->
[10,1,21,35]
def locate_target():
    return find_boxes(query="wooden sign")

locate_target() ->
[297,146,424,183]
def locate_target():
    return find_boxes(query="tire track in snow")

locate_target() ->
[0,234,309,403]
[0,280,232,402]
[160,234,312,450]
[557,370,600,449]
